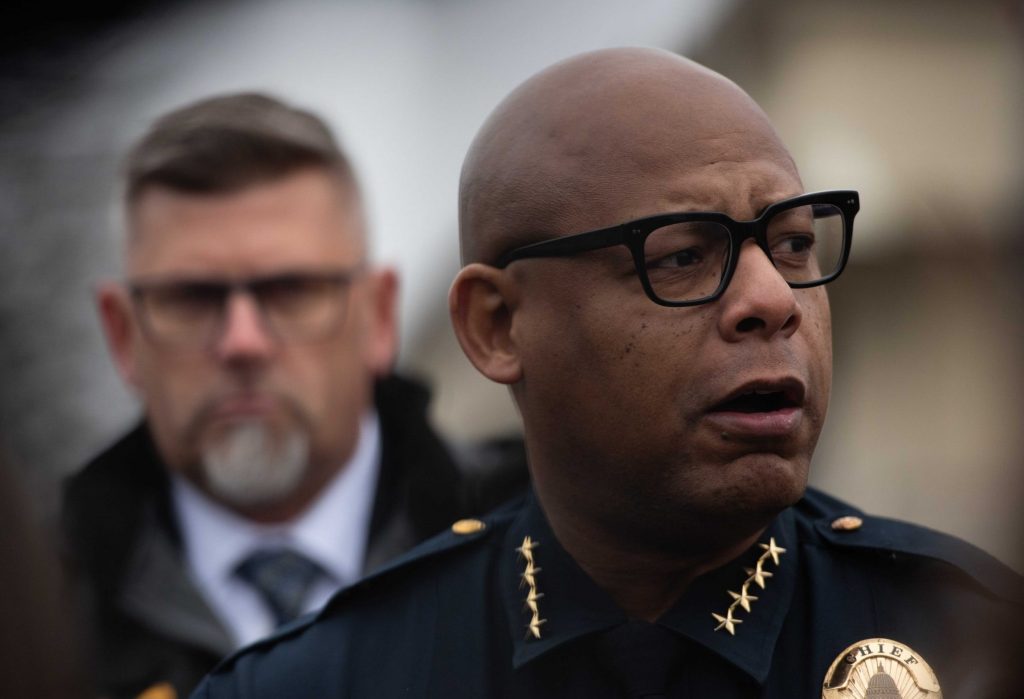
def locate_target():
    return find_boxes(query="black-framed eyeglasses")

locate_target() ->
[495,190,859,307]
[128,267,365,349]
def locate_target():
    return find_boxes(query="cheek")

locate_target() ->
[132,351,214,468]
[320,371,370,464]
[611,302,712,376]
[289,337,374,446]
[521,300,706,437]
[136,351,206,423]
[283,299,375,411]
[800,289,833,400]
[281,346,347,414]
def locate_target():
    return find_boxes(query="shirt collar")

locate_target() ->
[500,491,799,685]
[173,411,381,592]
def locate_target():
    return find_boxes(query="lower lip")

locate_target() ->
[704,406,803,438]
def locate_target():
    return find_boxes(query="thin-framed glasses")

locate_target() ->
[495,190,859,307]
[128,267,364,349]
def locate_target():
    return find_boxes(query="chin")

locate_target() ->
[200,422,311,507]
[720,452,809,515]
[613,454,808,556]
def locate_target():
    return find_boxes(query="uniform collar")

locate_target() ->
[500,491,799,686]
[658,506,798,684]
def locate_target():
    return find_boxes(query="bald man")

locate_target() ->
[194,49,1022,698]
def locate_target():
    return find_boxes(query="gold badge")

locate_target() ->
[822,638,942,698]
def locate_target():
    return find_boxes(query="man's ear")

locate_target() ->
[448,263,522,385]
[96,281,142,390]
[363,267,400,376]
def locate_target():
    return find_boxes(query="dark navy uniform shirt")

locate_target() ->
[193,488,1022,698]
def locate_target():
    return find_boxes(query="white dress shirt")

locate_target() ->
[172,412,381,648]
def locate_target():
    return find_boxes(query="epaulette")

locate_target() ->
[334,505,509,599]
[812,509,1024,606]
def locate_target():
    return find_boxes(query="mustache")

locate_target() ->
[183,385,311,443]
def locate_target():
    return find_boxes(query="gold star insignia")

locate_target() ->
[520,560,542,585]
[524,589,545,613]
[728,588,759,612]
[744,565,774,589]
[711,534,786,636]
[526,617,547,639]
[759,537,786,565]
[516,536,538,557]
[712,610,742,635]
[518,536,546,639]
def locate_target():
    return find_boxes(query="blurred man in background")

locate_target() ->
[62,93,524,699]
[194,49,1021,698]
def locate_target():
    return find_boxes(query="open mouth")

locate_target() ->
[711,381,804,414]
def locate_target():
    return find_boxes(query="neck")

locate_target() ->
[542,498,767,622]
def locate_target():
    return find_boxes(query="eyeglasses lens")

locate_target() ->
[254,276,346,338]
[642,221,731,304]
[765,203,845,285]
[136,275,348,347]
[642,202,846,303]
[139,283,226,345]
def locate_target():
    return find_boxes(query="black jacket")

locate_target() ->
[62,375,527,699]
[194,487,1024,698]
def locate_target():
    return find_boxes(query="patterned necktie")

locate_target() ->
[234,548,325,626]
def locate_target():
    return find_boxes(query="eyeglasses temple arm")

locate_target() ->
[495,226,627,267]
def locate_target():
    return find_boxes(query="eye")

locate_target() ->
[770,233,816,266]
[648,247,704,270]
[255,275,340,311]
[641,221,730,303]
[774,234,814,255]
[148,282,226,315]
[643,221,727,272]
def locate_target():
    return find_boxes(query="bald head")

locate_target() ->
[458,47,796,264]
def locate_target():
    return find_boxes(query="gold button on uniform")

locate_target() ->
[831,515,863,532]
[136,682,177,699]
[451,518,486,535]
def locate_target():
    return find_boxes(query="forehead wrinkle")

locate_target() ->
[657,158,802,219]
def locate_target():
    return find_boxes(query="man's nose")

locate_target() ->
[214,291,278,360]
[717,239,802,341]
